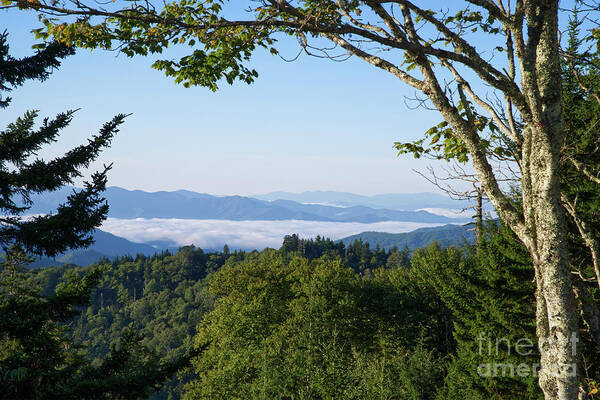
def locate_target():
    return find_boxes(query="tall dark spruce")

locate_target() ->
[0,31,125,257]
[0,33,190,400]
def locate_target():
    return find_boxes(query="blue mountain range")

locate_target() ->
[21,187,475,267]
[24,187,469,223]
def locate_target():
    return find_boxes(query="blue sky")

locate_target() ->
[2,8,455,196]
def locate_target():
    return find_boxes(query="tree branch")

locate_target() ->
[562,193,600,292]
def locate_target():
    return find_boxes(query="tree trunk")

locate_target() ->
[523,121,578,400]
[529,197,578,399]
[517,3,580,398]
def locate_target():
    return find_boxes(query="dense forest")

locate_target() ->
[25,222,599,400]
[29,237,411,399]
[4,2,600,399]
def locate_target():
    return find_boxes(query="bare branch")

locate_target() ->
[394,2,529,248]
[443,60,522,148]
[322,33,425,90]
[569,158,600,186]
[562,194,600,291]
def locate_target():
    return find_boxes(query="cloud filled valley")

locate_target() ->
[100,218,449,250]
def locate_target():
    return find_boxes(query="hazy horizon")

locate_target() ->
[101,185,458,197]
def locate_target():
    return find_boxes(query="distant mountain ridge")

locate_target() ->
[22,187,468,224]
[339,224,475,250]
[28,229,159,268]
[19,187,475,267]
[255,190,467,211]
[267,199,459,223]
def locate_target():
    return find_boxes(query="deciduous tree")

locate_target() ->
[7,1,600,397]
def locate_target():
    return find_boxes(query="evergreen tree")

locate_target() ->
[559,12,600,393]
[560,10,600,287]
[0,31,73,109]
[0,32,125,257]
[0,32,191,399]
[407,222,539,399]
[386,246,410,269]
[0,248,190,400]
[280,233,301,254]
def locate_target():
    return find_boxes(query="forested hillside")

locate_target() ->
[32,247,230,399]
[28,222,600,399]
[30,238,410,399]
[339,223,476,250]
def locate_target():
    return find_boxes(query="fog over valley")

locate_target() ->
[99,217,452,250]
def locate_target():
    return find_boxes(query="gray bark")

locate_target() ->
[404,2,579,397]
[518,2,578,397]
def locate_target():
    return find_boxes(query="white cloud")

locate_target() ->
[416,207,498,220]
[100,218,452,250]
[298,202,350,208]
[416,208,472,219]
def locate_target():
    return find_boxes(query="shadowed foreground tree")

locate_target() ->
[0,33,193,399]
[414,223,540,400]
[0,31,124,257]
[7,1,600,398]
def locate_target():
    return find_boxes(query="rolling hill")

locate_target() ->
[25,223,478,268]
[339,223,476,250]
[27,229,160,268]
